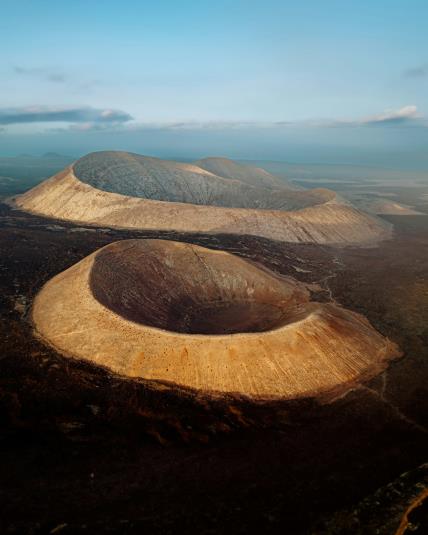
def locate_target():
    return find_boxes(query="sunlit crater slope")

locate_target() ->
[13,151,391,244]
[32,239,401,400]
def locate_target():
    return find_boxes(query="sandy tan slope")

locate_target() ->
[32,240,401,400]
[12,155,392,245]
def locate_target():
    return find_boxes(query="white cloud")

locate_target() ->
[0,106,133,125]
[361,105,420,125]
[13,66,66,83]
[0,104,424,134]
[403,64,428,78]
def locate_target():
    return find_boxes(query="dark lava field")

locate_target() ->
[0,202,427,534]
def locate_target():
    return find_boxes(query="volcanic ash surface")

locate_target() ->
[32,239,401,400]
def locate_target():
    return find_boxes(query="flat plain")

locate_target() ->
[0,197,427,534]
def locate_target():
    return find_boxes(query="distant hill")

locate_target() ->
[194,157,294,189]
[364,199,424,216]
[42,152,70,159]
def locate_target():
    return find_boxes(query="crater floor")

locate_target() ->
[90,239,304,334]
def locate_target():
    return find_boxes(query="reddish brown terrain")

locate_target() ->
[0,202,427,534]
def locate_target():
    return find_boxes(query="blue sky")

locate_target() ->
[1,0,427,167]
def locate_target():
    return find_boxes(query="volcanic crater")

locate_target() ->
[12,151,392,245]
[90,240,304,335]
[32,239,401,400]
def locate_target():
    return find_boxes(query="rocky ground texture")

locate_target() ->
[0,204,426,533]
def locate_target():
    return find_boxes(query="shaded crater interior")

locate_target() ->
[90,240,304,335]
[74,151,333,211]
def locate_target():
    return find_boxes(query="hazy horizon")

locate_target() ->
[1,0,428,170]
